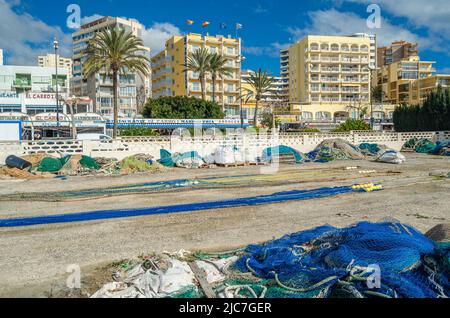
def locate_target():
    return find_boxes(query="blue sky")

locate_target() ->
[1,0,450,75]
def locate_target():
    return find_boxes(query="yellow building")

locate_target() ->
[374,56,438,105]
[152,33,242,116]
[288,35,375,121]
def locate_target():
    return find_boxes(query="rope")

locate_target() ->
[272,271,338,293]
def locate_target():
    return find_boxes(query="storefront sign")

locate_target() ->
[0,92,20,98]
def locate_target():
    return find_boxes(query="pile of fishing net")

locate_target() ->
[261,145,304,164]
[232,221,449,298]
[430,141,450,156]
[91,221,449,299]
[306,139,365,163]
[403,138,437,154]
[403,138,450,156]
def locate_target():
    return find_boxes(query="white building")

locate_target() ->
[71,16,151,117]
[0,65,69,114]
[38,54,73,78]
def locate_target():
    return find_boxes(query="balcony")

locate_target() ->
[12,80,32,89]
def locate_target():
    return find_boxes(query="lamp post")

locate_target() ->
[237,55,246,128]
[53,38,60,137]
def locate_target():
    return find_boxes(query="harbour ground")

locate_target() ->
[0,153,449,297]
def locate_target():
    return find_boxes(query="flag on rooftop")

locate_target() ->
[219,23,227,29]
[236,23,243,30]
[202,21,210,28]
[186,20,194,25]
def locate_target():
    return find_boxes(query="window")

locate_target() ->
[227,47,234,55]
[227,96,234,104]
[192,82,200,91]
[227,84,234,92]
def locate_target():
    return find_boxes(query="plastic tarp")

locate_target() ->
[376,150,406,164]
[205,146,246,165]
[262,146,304,164]
[91,257,237,298]
[37,157,70,172]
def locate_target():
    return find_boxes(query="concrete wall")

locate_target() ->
[0,131,448,165]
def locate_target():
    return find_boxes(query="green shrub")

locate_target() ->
[333,119,371,132]
[142,96,225,119]
[120,127,160,137]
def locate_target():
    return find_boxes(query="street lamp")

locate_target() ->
[237,55,246,127]
[53,38,60,137]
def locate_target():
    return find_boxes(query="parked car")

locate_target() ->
[77,133,112,141]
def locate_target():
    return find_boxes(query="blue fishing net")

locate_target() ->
[430,141,450,156]
[234,222,449,298]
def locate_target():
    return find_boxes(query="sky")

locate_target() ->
[1,0,450,75]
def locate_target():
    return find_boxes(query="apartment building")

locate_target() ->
[279,49,290,102]
[152,33,241,116]
[38,54,73,79]
[71,16,151,117]
[374,56,443,105]
[241,70,289,121]
[0,65,69,114]
[288,35,374,121]
[377,41,418,68]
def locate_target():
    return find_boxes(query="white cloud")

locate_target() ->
[141,23,182,56]
[342,0,450,36]
[287,9,430,48]
[0,0,71,65]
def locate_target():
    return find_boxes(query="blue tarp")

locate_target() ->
[262,146,304,163]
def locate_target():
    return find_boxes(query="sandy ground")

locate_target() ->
[0,153,449,297]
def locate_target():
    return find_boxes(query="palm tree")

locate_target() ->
[243,69,275,127]
[83,26,150,138]
[208,53,233,105]
[184,47,211,101]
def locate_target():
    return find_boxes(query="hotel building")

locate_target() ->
[71,16,151,117]
[287,35,374,121]
[152,33,242,116]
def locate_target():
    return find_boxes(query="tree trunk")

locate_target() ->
[200,74,207,101]
[253,99,259,127]
[113,71,119,139]
[212,74,216,104]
